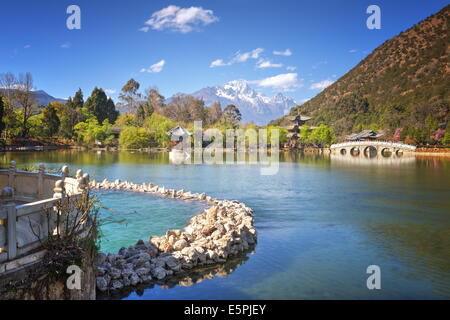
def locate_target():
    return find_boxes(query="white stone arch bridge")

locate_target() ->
[330,141,416,158]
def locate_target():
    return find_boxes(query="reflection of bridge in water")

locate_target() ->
[330,153,416,166]
[330,141,416,159]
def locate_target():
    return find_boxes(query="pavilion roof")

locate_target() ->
[346,130,384,141]
[166,126,192,137]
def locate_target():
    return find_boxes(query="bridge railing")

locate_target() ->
[330,140,416,150]
[0,161,90,269]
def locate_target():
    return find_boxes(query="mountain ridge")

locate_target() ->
[271,4,450,137]
[0,88,67,106]
[169,80,296,125]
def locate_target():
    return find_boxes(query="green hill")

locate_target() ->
[271,4,450,143]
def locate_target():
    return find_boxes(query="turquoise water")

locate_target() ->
[1,150,449,299]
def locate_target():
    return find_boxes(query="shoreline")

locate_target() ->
[1,145,450,157]
[90,179,257,294]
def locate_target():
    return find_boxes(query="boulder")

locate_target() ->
[96,276,109,292]
[173,239,188,251]
[111,280,124,290]
[152,266,167,280]
[135,267,151,277]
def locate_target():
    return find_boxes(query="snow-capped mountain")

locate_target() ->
[189,80,297,125]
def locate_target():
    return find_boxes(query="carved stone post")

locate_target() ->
[61,165,69,180]
[53,180,65,199]
[38,163,45,199]
[8,161,16,193]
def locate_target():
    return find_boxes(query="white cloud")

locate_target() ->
[143,5,218,33]
[349,49,357,53]
[286,66,296,71]
[140,59,166,73]
[251,73,302,92]
[210,59,229,68]
[256,58,283,69]
[231,48,264,63]
[104,89,116,94]
[309,79,334,90]
[60,42,71,49]
[312,60,327,69]
[210,48,264,68]
[24,44,31,49]
[139,26,150,32]
[273,49,292,56]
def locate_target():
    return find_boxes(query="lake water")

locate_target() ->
[1,150,449,299]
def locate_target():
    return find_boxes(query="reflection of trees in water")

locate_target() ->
[98,249,254,300]
[0,150,171,169]
[366,222,450,298]
[280,151,331,165]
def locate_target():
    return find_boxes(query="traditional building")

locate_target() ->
[166,126,192,148]
[284,114,312,147]
[346,130,384,141]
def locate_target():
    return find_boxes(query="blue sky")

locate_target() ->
[1,0,447,103]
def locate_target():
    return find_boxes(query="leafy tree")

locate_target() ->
[74,118,113,145]
[298,125,312,145]
[442,131,450,145]
[144,112,175,148]
[266,126,288,146]
[115,113,136,127]
[309,125,336,146]
[119,79,141,113]
[119,126,151,149]
[441,123,450,146]
[223,104,242,127]
[41,104,60,137]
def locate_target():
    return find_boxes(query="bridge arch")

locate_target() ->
[363,146,377,158]
[340,148,347,155]
[381,148,392,157]
[350,147,360,157]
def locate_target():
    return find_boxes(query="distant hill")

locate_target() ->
[168,80,296,125]
[0,89,67,106]
[271,4,450,137]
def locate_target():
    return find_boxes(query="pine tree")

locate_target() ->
[106,98,119,124]
[85,88,113,123]
[42,104,60,137]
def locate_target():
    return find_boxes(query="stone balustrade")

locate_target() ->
[0,161,90,272]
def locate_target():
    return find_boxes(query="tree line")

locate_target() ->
[0,74,282,149]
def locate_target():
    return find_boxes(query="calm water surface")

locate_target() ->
[1,150,449,299]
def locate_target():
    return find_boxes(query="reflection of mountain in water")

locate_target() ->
[98,250,254,300]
